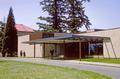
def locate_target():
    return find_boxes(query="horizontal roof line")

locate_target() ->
[23,34,110,44]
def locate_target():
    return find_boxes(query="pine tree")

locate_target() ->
[0,21,5,53]
[66,0,91,33]
[37,0,65,32]
[0,29,3,53]
[38,0,91,33]
[2,7,18,57]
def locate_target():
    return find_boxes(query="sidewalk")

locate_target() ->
[65,60,120,68]
[0,57,120,68]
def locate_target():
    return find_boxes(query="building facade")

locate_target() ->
[78,28,120,58]
[18,27,120,59]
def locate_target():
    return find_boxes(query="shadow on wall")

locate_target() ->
[104,39,117,58]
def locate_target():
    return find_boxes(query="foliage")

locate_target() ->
[0,21,5,28]
[0,21,5,53]
[65,0,91,33]
[1,7,18,57]
[37,0,65,32]
[37,0,91,33]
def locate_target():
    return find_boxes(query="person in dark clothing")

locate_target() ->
[20,50,22,57]
[23,51,26,57]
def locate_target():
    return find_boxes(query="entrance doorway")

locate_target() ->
[64,42,79,59]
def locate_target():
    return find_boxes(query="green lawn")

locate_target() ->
[81,58,120,64]
[0,60,111,79]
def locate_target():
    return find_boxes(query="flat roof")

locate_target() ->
[23,34,110,44]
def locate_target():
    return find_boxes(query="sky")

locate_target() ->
[0,0,120,30]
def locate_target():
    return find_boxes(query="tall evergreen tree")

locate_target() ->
[2,7,18,57]
[38,0,91,33]
[0,21,5,53]
[37,0,65,32]
[65,0,91,33]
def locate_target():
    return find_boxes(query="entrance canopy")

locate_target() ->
[23,34,110,44]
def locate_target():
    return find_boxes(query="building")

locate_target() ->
[0,24,34,57]
[16,24,34,36]
[18,27,120,59]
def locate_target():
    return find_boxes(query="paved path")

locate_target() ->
[0,58,120,79]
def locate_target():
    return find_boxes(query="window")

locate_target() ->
[89,42,103,55]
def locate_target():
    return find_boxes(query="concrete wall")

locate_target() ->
[77,28,120,58]
[18,35,43,58]
[35,44,43,57]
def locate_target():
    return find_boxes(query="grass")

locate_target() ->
[0,60,111,79]
[81,58,120,64]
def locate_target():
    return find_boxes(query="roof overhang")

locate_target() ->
[23,35,110,44]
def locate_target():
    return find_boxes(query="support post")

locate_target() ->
[55,43,57,56]
[105,42,110,59]
[34,43,36,58]
[43,43,45,58]
[79,41,81,61]
[64,40,66,59]
[110,41,117,59]
[88,41,91,57]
